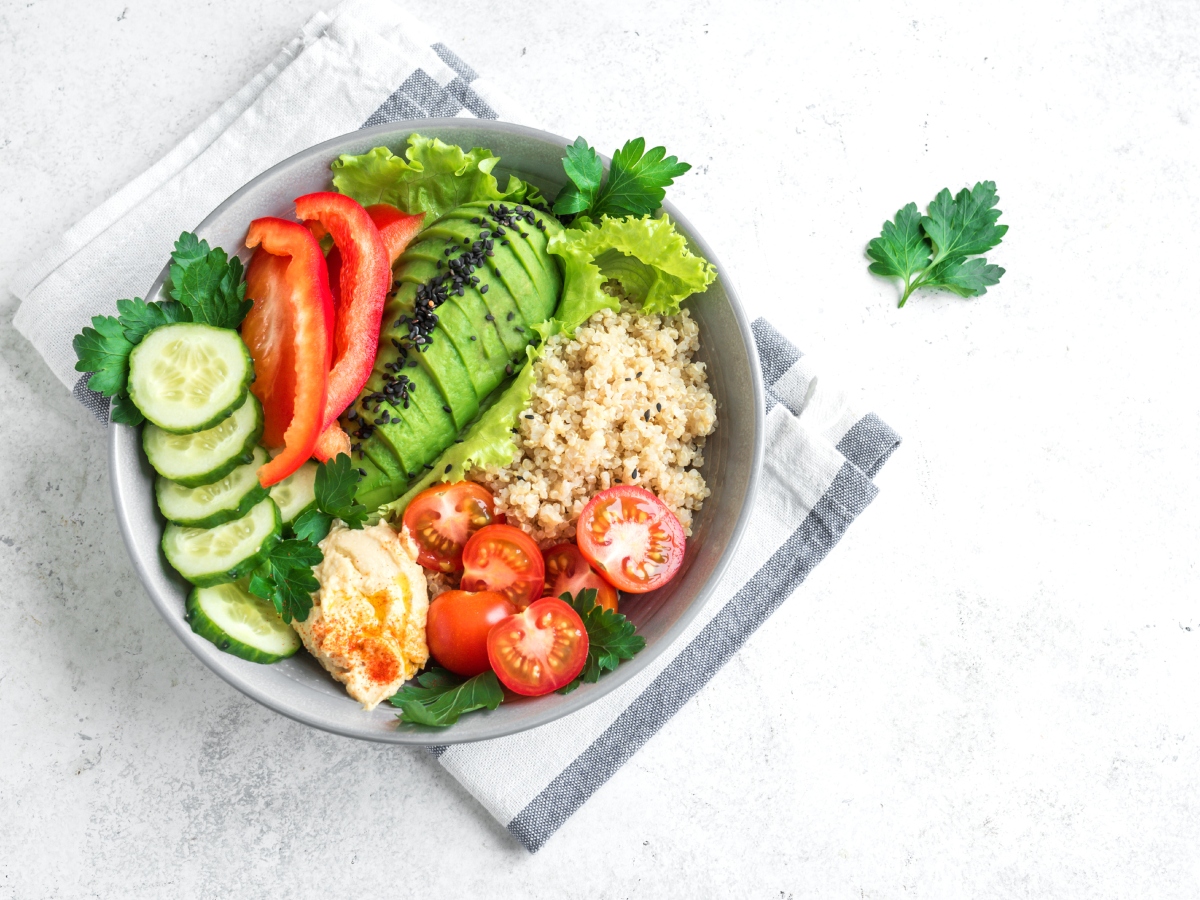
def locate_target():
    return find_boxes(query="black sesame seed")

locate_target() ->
[514,325,525,333]
[506,311,514,321]
[631,468,638,479]
[444,464,453,473]
[524,414,534,420]
[480,284,489,294]
[485,313,494,321]
[424,463,434,470]
[637,371,643,378]
[470,335,477,341]
[644,410,651,421]
[357,468,367,477]
[656,402,662,412]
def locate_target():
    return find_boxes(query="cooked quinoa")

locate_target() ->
[469,303,716,546]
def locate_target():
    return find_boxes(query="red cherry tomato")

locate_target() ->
[403,482,503,573]
[543,543,619,612]
[487,597,588,696]
[461,524,545,609]
[576,486,686,593]
[426,590,516,677]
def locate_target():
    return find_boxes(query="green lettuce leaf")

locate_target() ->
[331,134,544,221]
[548,214,717,324]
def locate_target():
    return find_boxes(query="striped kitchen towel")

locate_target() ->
[6,0,900,853]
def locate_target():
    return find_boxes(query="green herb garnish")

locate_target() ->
[557,588,646,694]
[389,667,504,727]
[166,233,252,329]
[553,137,691,221]
[247,538,323,625]
[867,181,1008,307]
[71,231,252,421]
[292,454,368,543]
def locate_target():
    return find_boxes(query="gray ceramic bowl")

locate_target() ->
[109,119,763,744]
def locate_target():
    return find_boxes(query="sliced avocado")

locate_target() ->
[400,365,456,465]
[372,397,427,478]
[361,429,407,486]
[471,274,530,356]
[349,200,566,502]
[354,450,405,510]
[434,298,501,400]
[411,331,477,431]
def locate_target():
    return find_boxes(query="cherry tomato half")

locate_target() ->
[426,590,516,677]
[543,543,619,612]
[403,482,503,573]
[461,524,545,609]
[487,597,588,696]
[576,485,686,593]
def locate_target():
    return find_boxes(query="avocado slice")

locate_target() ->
[354,451,405,511]
[399,365,456,466]
[434,298,504,400]
[360,433,406,488]
[471,274,530,356]
[385,277,479,431]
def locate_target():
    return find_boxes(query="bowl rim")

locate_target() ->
[108,117,765,744]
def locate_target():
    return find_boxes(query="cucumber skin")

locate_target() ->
[184,586,299,664]
[142,395,264,488]
[128,330,255,435]
[161,500,282,588]
[155,476,269,529]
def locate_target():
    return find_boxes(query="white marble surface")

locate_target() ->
[3,0,1199,896]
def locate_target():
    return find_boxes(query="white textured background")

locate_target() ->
[3,0,1199,896]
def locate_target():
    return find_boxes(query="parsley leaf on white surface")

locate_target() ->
[868,181,1007,307]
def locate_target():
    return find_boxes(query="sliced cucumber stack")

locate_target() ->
[269,460,318,526]
[162,496,281,587]
[186,581,300,663]
[143,393,263,487]
[128,323,253,433]
[155,447,270,527]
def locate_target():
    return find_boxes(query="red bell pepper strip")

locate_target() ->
[243,249,296,449]
[365,204,425,263]
[295,192,391,461]
[321,203,423,307]
[243,217,334,487]
[311,204,426,460]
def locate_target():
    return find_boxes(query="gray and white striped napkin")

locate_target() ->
[6,0,900,852]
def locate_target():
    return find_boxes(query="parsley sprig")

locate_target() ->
[292,454,369,543]
[867,181,1008,307]
[389,668,504,727]
[71,231,252,423]
[248,455,369,621]
[552,137,691,221]
[557,588,646,694]
[247,539,323,624]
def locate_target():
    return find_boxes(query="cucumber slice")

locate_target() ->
[155,447,270,527]
[162,497,281,587]
[143,393,263,487]
[269,460,318,526]
[127,323,253,433]
[185,581,300,663]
